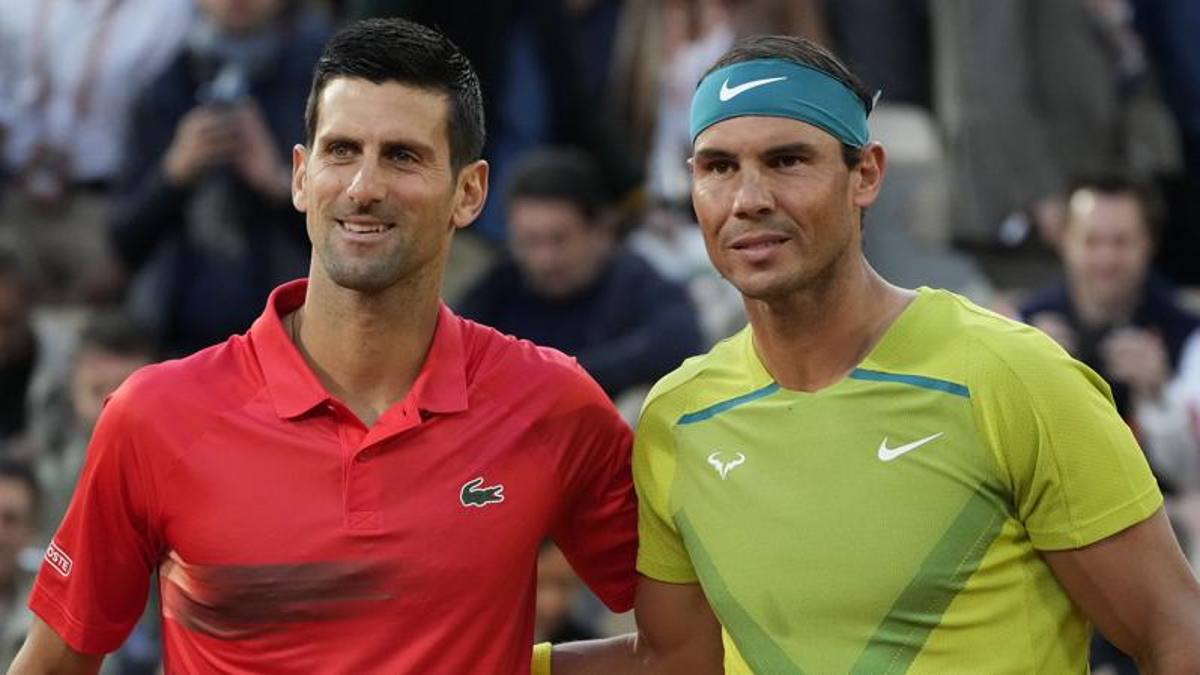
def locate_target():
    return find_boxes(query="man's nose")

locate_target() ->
[346,161,385,206]
[731,168,775,220]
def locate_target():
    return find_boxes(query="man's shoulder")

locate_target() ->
[457,316,604,397]
[916,289,1101,398]
[108,336,262,426]
[932,287,1067,350]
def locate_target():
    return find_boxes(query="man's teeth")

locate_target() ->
[341,221,388,233]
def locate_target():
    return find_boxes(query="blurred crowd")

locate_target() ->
[1,0,1199,672]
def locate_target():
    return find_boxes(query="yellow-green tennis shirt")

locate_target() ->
[634,288,1162,674]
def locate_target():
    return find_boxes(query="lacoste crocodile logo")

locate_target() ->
[460,477,505,508]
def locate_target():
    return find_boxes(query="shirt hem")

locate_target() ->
[636,558,699,584]
[1029,486,1164,551]
[28,584,130,655]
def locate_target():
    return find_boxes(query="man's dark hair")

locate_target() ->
[304,18,485,172]
[1066,172,1163,242]
[704,35,874,169]
[0,459,40,518]
[77,311,159,362]
[505,148,608,222]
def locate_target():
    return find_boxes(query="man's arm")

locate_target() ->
[7,619,103,675]
[550,576,723,675]
[1043,508,1200,674]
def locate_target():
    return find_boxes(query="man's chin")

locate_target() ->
[323,263,405,295]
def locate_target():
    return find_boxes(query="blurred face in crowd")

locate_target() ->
[0,477,34,588]
[690,116,883,301]
[534,543,583,642]
[71,348,153,431]
[293,78,486,295]
[1061,190,1153,316]
[507,198,613,300]
[0,277,32,366]
[199,0,286,35]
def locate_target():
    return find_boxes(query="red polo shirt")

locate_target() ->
[30,280,638,674]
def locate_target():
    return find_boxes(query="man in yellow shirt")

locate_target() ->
[541,34,1200,674]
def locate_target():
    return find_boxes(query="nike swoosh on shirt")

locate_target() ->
[718,76,788,101]
[877,432,944,462]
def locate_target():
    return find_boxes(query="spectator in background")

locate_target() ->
[0,461,40,668]
[457,148,702,406]
[1020,175,1199,479]
[0,0,192,301]
[31,312,157,535]
[110,0,331,355]
[931,0,1181,248]
[1138,330,1200,498]
[535,541,598,644]
[0,252,71,446]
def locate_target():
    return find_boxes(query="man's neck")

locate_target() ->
[291,271,443,427]
[745,259,913,392]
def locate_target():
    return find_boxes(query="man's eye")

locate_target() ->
[389,150,416,163]
[328,143,353,158]
[772,155,803,168]
[708,160,735,174]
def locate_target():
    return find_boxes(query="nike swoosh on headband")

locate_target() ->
[718,76,788,102]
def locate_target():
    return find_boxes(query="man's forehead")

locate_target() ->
[315,78,449,140]
[693,115,839,155]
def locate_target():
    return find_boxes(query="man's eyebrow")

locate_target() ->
[316,135,436,159]
[693,148,737,161]
[761,142,819,158]
[380,139,435,158]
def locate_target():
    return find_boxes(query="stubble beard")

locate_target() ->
[730,233,854,305]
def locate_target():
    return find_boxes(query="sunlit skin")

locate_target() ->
[289,78,487,425]
[689,115,908,391]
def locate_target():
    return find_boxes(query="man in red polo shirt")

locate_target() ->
[11,18,638,674]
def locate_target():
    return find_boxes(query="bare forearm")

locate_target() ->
[550,631,722,675]
[8,620,103,675]
[1135,611,1200,674]
[551,634,643,675]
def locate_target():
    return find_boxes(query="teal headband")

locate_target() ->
[689,58,869,147]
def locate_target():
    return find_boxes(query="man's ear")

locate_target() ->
[451,159,489,230]
[291,144,308,213]
[852,142,887,210]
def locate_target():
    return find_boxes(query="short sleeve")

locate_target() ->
[28,386,163,654]
[970,335,1163,551]
[547,371,639,613]
[632,397,697,583]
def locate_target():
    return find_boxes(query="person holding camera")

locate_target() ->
[0,0,191,301]
[109,0,331,355]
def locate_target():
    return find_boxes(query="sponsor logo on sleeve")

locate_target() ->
[45,541,73,578]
